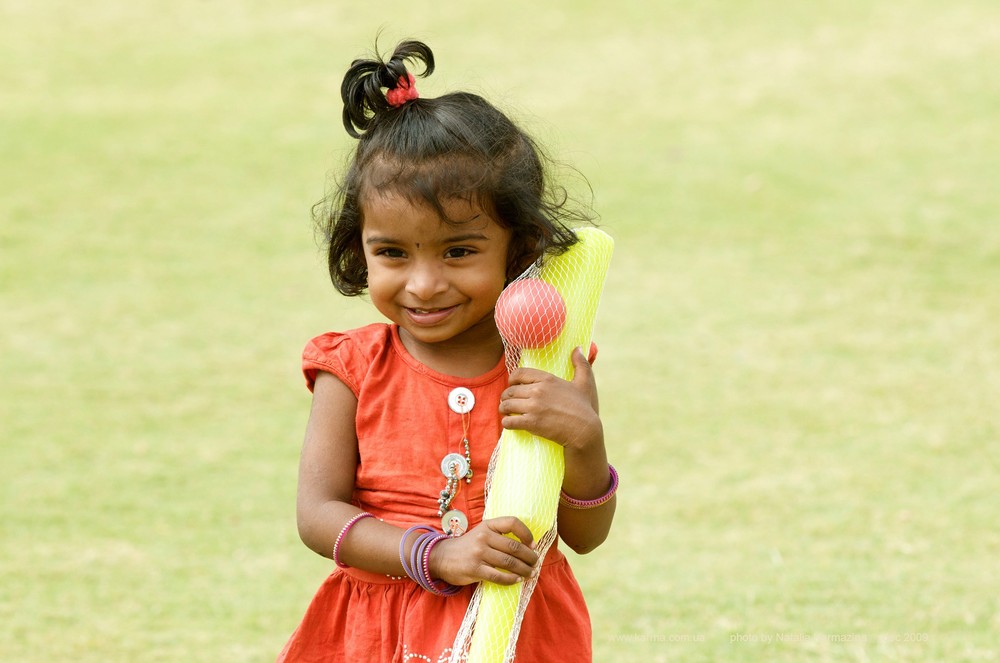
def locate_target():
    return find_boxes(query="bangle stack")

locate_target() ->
[333,511,375,568]
[559,464,619,510]
[399,525,461,596]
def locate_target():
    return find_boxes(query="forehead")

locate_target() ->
[358,153,500,219]
[360,153,489,200]
[361,192,504,239]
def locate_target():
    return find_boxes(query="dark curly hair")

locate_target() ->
[318,39,593,296]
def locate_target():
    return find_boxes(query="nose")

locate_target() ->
[405,260,448,301]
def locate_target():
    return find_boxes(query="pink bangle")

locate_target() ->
[559,465,618,510]
[333,512,375,568]
[422,534,447,592]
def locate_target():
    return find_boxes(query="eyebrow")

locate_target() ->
[364,232,490,245]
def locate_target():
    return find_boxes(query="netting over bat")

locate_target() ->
[449,227,614,663]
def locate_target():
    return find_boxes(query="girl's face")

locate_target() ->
[361,193,511,357]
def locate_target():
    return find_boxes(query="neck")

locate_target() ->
[397,324,505,378]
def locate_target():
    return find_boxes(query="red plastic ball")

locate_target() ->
[494,278,567,348]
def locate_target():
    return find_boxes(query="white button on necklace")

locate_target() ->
[447,387,475,414]
[440,452,470,479]
[437,388,475,526]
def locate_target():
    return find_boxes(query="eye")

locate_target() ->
[375,247,406,259]
[445,247,475,259]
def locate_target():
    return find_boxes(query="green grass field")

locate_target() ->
[2,1,998,661]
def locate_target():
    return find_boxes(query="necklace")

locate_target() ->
[437,387,474,536]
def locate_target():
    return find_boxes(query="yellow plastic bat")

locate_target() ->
[453,227,614,663]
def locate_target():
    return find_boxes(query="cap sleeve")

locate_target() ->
[302,332,364,395]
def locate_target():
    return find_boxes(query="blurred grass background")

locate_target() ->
[2,1,998,661]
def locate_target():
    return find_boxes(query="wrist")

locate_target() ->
[563,435,608,476]
[562,415,604,454]
[560,464,618,510]
[561,446,612,502]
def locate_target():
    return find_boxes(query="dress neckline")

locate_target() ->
[388,324,508,386]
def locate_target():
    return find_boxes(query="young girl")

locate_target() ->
[277,39,617,663]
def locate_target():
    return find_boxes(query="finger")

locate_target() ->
[498,385,540,417]
[497,390,531,428]
[477,564,533,586]
[484,544,538,578]
[501,410,538,432]
[498,398,522,416]
[497,531,540,566]
[487,516,535,548]
[498,392,535,415]
[499,382,532,403]
[571,347,596,388]
[572,347,600,412]
[507,367,549,387]
[507,367,528,387]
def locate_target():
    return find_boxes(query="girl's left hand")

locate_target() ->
[498,347,602,452]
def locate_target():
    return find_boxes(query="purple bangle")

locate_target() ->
[410,533,434,589]
[334,512,375,568]
[401,527,435,589]
[400,525,433,579]
[559,464,619,510]
[423,535,460,596]
[421,536,437,589]
[398,525,460,596]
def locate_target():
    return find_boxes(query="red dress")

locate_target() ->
[277,324,592,663]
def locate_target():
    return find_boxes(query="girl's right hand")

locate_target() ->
[429,517,540,586]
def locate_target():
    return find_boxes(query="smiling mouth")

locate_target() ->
[405,306,457,325]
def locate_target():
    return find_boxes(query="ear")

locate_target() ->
[351,241,370,289]
[506,233,543,281]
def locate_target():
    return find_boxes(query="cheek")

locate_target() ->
[365,270,391,292]
[362,263,392,299]
[482,268,510,306]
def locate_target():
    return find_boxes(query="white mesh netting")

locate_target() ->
[449,227,614,663]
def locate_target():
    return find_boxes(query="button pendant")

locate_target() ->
[441,509,468,537]
[447,387,475,414]
[441,453,470,479]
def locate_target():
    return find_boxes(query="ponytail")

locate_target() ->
[341,40,434,138]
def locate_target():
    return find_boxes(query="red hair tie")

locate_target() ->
[386,72,419,107]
